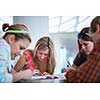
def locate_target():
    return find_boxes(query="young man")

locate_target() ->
[65,16,100,82]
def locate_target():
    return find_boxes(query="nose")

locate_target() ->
[19,50,24,56]
[41,55,45,59]
[82,45,85,50]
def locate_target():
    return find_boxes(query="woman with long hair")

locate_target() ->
[14,36,56,75]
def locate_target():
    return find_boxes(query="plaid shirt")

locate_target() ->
[66,40,100,82]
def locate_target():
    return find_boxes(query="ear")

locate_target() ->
[96,24,100,33]
[8,35,15,44]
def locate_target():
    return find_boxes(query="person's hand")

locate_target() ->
[11,68,17,74]
[12,69,33,82]
[65,67,77,81]
[21,69,33,79]
[65,67,76,73]
[32,69,42,76]
[42,72,50,75]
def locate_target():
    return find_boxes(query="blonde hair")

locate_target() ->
[33,36,56,74]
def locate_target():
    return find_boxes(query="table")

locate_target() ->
[16,73,67,83]
[17,78,66,83]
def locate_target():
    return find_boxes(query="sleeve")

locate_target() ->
[0,61,13,83]
[78,51,100,82]
[24,50,35,71]
[73,52,87,67]
[73,53,80,66]
[0,48,13,83]
[67,51,100,82]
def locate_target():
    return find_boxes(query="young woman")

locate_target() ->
[14,36,56,75]
[72,27,94,68]
[0,23,33,82]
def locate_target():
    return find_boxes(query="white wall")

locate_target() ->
[13,16,49,48]
[0,16,13,37]
[50,32,78,74]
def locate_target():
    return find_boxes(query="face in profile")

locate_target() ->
[10,39,30,60]
[79,38,94,55]
[36,49,49,62]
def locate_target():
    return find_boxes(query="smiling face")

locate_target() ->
[36,49,49,62]
[79,38,94,55]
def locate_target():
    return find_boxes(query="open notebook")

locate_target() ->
[32,72,66,80]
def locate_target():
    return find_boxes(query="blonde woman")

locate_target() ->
[14,36,56,75]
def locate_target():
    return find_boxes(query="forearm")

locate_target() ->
[65,67,78,82]
[14,55,26,72]
[12,69,33,82]
[12,72,23,82]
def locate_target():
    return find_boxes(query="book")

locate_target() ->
[32,72,66,80]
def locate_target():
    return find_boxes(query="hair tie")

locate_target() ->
[6,30,29,34]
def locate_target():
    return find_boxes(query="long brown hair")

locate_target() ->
[77,27,93,57]
[90,16,100,33]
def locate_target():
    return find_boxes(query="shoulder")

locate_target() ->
[24,49,33,56]
[0,38,10,50]
[0,38,11,60]
[95,39,100,51]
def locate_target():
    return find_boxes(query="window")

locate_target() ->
[49,16,95,33]
[0,16,13,37]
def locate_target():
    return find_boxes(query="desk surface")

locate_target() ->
[18,78,66,83]
[17,73,67,83]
